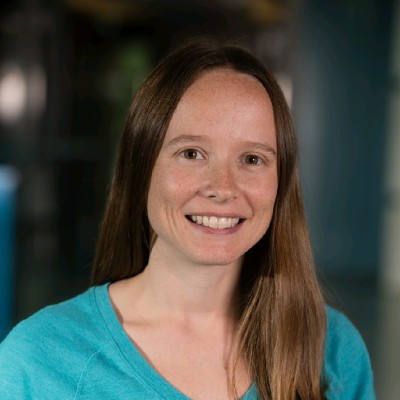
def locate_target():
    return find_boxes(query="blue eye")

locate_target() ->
[245,155,262,165]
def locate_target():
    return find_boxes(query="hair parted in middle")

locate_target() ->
[92,37,327,400]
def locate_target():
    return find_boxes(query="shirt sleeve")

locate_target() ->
[324,306,375,400]
[0,314,80,400]
[0,325,42,400]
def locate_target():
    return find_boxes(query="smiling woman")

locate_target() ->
[146,69,278,270]
[0,38,375,400]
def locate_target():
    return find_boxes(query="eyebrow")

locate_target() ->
[164,134,208,148]
[242,141,277,155]
[165,134,277,155]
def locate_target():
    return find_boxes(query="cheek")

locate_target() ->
[250,177,278,211]
[249,183,278,240]
[147,166,166,220]
[147,164,193,212]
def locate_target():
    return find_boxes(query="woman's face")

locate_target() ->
[147,68,278,268]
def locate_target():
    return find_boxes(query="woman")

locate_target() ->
[0,39,374,399]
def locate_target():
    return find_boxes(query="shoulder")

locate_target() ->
[0,284,113,399]
[2,285,109,350]
[324,306,375,400]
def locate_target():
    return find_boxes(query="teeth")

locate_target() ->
[189,216,240,229]
[209,216,218,228]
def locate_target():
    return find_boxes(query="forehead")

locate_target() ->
[181,68,270,108]
[164,68,275,141]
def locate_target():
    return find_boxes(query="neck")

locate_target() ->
[117,241,243,324]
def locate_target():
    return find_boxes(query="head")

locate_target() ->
[92,37,298,284]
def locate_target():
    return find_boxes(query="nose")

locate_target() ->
[201,161,238,202]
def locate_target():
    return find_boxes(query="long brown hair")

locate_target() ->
[92,38,326,399]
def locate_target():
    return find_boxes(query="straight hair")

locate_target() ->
[92,38,326,399]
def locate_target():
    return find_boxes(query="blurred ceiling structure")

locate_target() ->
[62,0,290,25]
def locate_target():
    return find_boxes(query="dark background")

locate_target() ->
[0,0,397,397]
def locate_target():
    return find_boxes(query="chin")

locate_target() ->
[188,251,244,268]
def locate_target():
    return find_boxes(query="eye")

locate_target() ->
[244,154,263,165]
[182,149,203,160]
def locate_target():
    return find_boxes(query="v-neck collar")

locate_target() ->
[94,283,258,400]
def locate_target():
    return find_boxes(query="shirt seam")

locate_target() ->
[92,284,183,400]
[73,341,114,400]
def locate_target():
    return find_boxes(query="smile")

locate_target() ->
[189,215,241,229]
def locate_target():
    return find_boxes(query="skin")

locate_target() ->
[109,68,278,400]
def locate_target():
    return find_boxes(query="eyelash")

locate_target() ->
[178,149,267,166]
[180,148,204,160]
[243,154,265,166]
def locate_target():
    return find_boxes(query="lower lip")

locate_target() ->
[188,219,243,234]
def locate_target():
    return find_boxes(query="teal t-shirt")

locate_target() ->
[0,284,375,399]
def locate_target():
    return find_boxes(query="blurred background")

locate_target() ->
[0,0,398,398]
